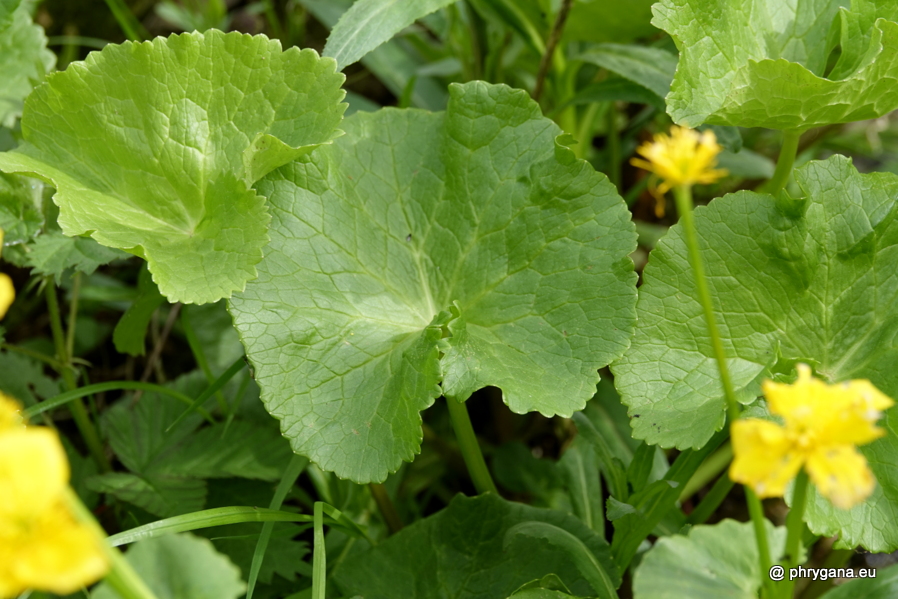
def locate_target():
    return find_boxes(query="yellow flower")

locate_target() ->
[630,126,728,217]
[730,364,894,510]
[0,395,109,597]
[0,229,14,319]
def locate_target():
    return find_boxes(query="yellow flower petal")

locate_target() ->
[630,126,727,193]
[0,273,13,320]
[0,393,23,431]
[730,418,803,498]
[763,364,893,447]
[806,445,875,510]
[3,503,110,595]
[761,363,818,420]
[0,429,68,519]
[0,425,109,595]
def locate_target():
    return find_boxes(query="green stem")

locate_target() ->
[605,103,621,188]
[312,502,326,599]
[782,470,810,598]
[102,0,149,40]
[686,475,735,525]
[25,381,215,423]
[532,0,573,102]
[672,187,772,594]
[65,488,159,599]
[746,488,774,599]
[671,187,741,425]
[66,272,81,359]
[446,397,498,495]
[247,455,309,599]
[767,130,802,197]
[45,281,111,472]
[370,483,404,534]
[680,441,733,501]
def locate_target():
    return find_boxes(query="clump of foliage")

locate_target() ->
[2,0,898,598]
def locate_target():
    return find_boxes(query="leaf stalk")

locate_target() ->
[446,396,499,495]
[767,130,802,197]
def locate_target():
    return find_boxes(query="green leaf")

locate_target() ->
[830,0,898,80]
[557,440,603,532]
[819,563,898,598]
[0,349,60,407]
[0,30,346,304]
[323,0,457,70]
[609,434,721,569]
[493,442,569,510]
[0,1,54,127]
[577,44,677,99]
[26,232,128,282]
[333,494,620,598]
[564,0,658,44]
[94,371,292,517]
[715,148,776,179]
[87,472,207,518]
[209,522,309,586]
[0,172,44,252]
[108,506,315,546]
[91,533,247,599]
[0,0,23,31]
[509,591,581,599]
[509,574,576,598]
[505,522,618,598]
[113,264,166,356]
[177,300,245,372]
[302,0,448,110]
[556,79,665,113]
[229,81,637,483]
[612,155,898,551]
[632,519,787,599]
[656,0,898,129]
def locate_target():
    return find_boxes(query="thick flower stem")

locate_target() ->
[671,186,741,424]
[45,280,111,472]
[65,488,159,599]
[781,470,810,598]
[767,130,802,197]
[446,396,498,495]
[673,186,775,596]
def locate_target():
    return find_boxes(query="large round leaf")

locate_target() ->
[0,30,346,304]
[229,82,637,483]
[633,519,787,599]
[612,155,898,551]
[656,0,898,130]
